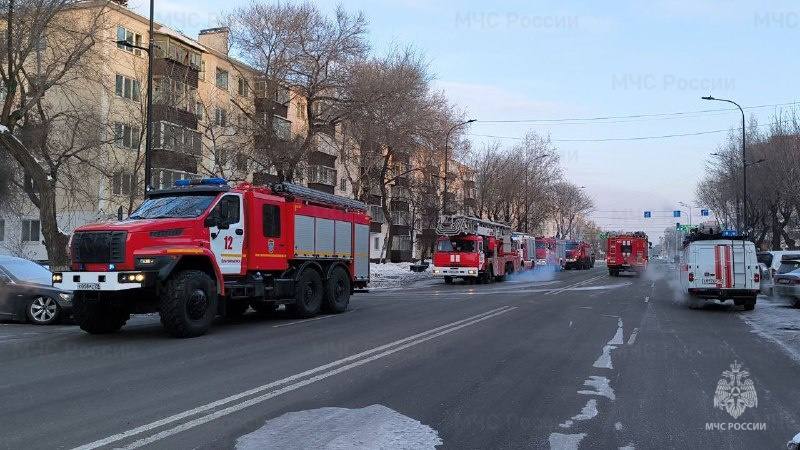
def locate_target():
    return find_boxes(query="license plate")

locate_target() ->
[702,278,717,285]
[77,283,101,290]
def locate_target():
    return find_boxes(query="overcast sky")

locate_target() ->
[131,0,800,238]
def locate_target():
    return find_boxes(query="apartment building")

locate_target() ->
[0,1,349,260]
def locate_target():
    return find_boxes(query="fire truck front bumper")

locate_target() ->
[52,272,152,292]
[432,267,480,278]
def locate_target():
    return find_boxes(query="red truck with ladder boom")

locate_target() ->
[432,215,521,284]
[53,179,370,338]
[512,233,536,269]
[606,232,649,276]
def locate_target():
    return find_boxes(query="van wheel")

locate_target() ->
[323,266,350,314]
[160,270,218,338]
[792,298,800,308]
[743,297,757,311]
[444,276,453,285]
[289,268,323,318]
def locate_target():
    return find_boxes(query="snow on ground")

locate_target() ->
[741,295,800,364]
[368,261,435,290]
[236,405,442,450]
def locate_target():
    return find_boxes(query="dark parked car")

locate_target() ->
[0,255,72,324]
[774,264,800,308]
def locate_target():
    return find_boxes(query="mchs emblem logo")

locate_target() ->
[713,361,757,419]
[268,239,275,253]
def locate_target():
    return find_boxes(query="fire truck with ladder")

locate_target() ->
[432,215,522,284]
[53,179,370,338]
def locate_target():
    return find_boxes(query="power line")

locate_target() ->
[475,101,800,124]
[469,118,795,143]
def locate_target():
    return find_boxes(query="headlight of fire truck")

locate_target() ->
[468,270,477,275]
[118,273,147,283]
[52,273,63,284]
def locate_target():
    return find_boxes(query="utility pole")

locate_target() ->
[117,0,155,195]
[702,96,745,234]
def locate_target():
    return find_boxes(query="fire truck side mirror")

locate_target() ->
[204,213,221,229]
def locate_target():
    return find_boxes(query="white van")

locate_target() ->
[680,238,760,310]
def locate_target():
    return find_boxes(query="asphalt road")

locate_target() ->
[1,264,798,449]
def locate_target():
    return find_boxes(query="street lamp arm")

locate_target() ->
[115,40,150,53]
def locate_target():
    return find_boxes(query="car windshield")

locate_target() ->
[1,259,52,285]
[778,260,800,274]
[437,239,476,253]
[566,242,578,250]
[129,195,217,220]
[535,242,546,249]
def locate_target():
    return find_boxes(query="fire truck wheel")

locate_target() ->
[687,296,702,310]
[323,267,351,314]
[225,299,249,319]
[488,267,496,283]
[742,297,756,311]
[290,268,323,318]
[160,270,218,338]
[74,295,129,334]
[444,276,454,284]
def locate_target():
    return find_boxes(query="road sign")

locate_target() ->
[644,211,652,218]
[701,209,710,217]
[673,210,681,218]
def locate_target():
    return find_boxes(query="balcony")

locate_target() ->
[390,185,411,201]
[390,210,412,227]
[307,165,337,186]
[368,205,385,224]
[153,121,202,156]
[392,235,412,251]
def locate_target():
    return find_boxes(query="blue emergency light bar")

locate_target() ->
[721,229,738,237]
[174,178,228,187]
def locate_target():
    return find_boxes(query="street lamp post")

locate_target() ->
[442,119,476,214]
[117,0,155,195]
[702,96,746,234]
[679,201,693,226]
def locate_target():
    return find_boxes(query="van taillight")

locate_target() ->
[754,273,760,283]
[688,273,695,282]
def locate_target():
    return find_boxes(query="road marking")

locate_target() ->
[628,328,639,345]
[72,306,517,450]
[545,275,605,296]
[271,315,336,328]
[644,296,649,303]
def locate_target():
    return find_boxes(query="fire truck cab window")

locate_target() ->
[437,240,454,252]
[213,195,240,226]
[262,204,281,237]
[620,244,632,253]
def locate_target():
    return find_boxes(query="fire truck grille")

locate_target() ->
[71,231,127,264]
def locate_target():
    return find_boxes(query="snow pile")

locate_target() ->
[236,405,442,450]
[788,431,800,450]
[741,296,800,364]
[369,261,433,290]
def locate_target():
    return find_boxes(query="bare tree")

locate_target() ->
[0,0,110,266]
[552,181,594,239]
[225,2,368,181]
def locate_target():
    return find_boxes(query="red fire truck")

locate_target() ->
[535,237,566,269]
[564,240,594,270]
[512,233,536,269]
[432,215,521,284]
[606,232,649,276]
[53,179,370,337]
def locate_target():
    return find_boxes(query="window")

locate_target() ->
[216,68,229,90]
[21,219,40,243]
[273,116,291,140]
[114,122,141,149]
[339,178,347,192]
[116,26,142,56]
[262,204,281,237]
[198,60,206,81]
[374,236,380,250]
[112,171,134,196]
[0,219,4,241]
[213,195,240,225]
[214,108,228,127]
[237,77,249,96]
[115,74,140,101]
